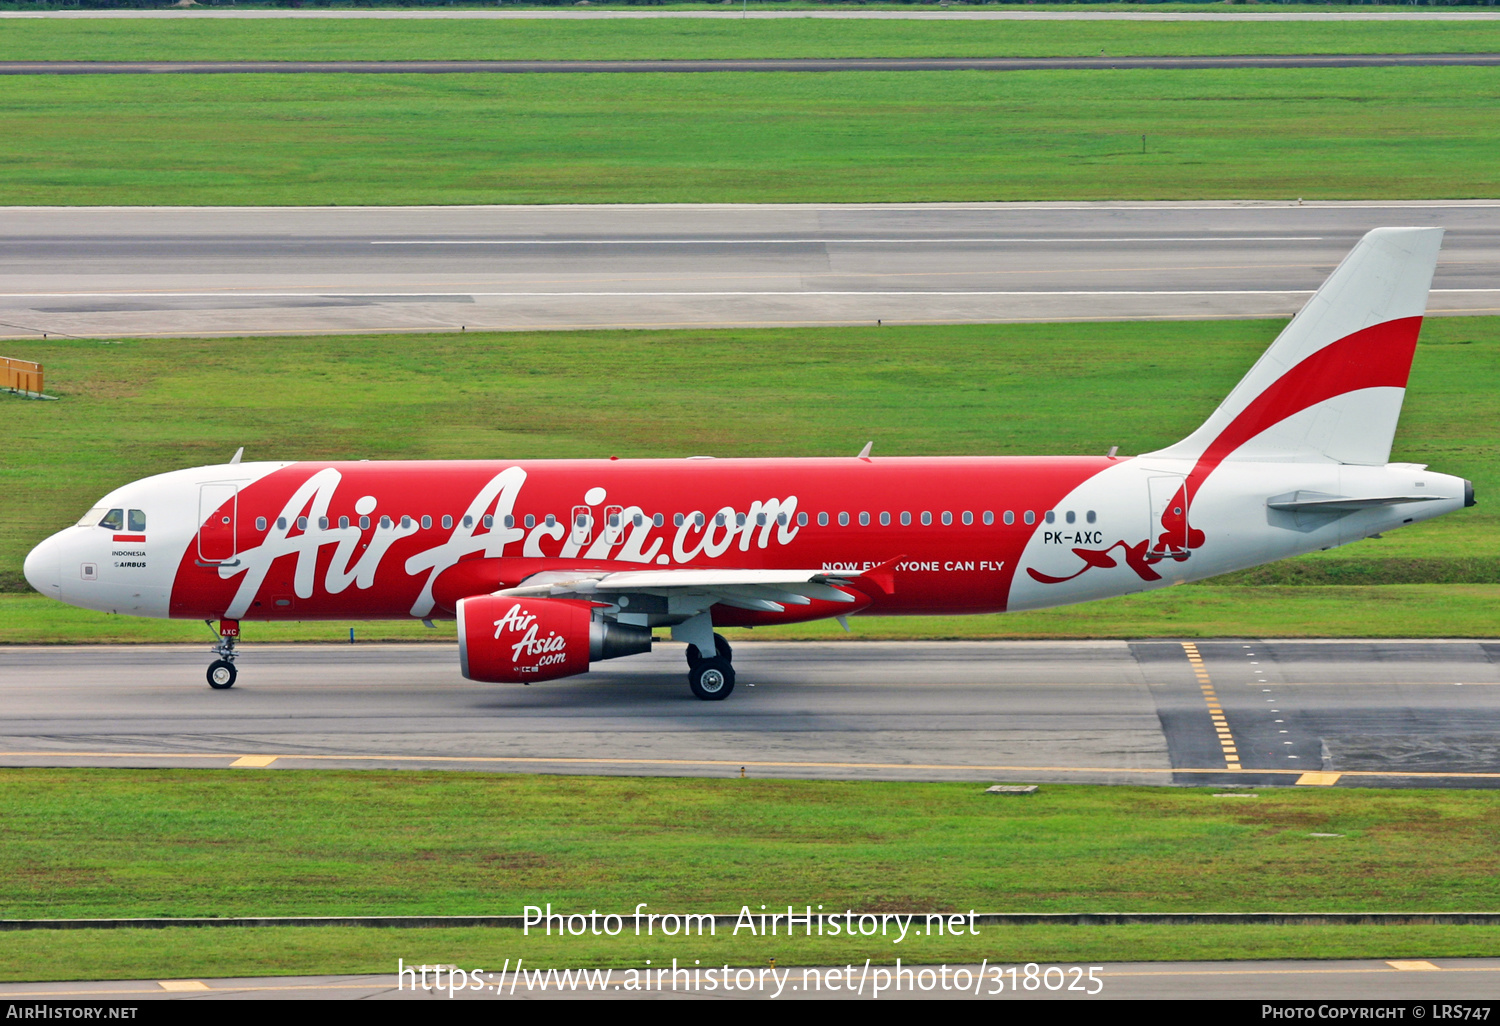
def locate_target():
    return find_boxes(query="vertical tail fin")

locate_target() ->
[1147,226,1443,468]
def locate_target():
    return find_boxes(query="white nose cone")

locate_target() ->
[23,535,61,599]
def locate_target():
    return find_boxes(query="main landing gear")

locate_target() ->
[686,633,735,701]
[205,619,239,689]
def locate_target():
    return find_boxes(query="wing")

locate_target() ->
[496,566,875,614]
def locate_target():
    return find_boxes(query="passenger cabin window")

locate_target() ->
[339,516,349,529]
[127,509,146,532]
[941,511,953,526]
[962,511,973,526]
[777,512,787,526]
[277,517,288,531]
[483,515,494,529]
[674,513,685,527]
[715,513,727,527]
[817,512,829,527]
[1045,511,1056,524]
[359,516,371,530]
[442,515,453,529]
[545,514,557,528]
[380,516,393,529]
[400,516,412,529]
[921,512,932,526]
[983,511,994,526]
[693,513,705,528]
[1087,510,1097,524]
[879,512,890,526]
[797,512,808,527]
[318,517,329,530]
[858,512,869,527]
[1065,511,1076,525]
[1024,511,1036,525]
[98,509,125,531]
[1004,511,1015,526]
[421,515,432,530]
[734,512,746,527]
[525,515,536,529]
[256,516,267,531]
[838,512,850,527]
[900,512,911,526]
[653,513,665,527]
[503,515,514,529]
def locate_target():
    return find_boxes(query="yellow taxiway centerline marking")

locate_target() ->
[156,980,210,992]
[1387,960,1442,971]
[229,755,278,768]
[1183,643,1240,770]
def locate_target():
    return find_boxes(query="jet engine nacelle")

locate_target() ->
[456,594,651,683]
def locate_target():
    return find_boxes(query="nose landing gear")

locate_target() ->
[205,619,239,689]
[686,633,735,700]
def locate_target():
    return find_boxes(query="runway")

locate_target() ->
[2,640,1497,788]
[3,202,1498,338]
[5,960,1500,1001]
[5,55,1500,74]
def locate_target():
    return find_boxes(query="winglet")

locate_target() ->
[850,555,902,596]
[856,441,873,460]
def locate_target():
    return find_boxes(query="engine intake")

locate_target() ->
[456,594,651,683]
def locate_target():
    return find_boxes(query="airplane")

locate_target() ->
[22,227,1473,700]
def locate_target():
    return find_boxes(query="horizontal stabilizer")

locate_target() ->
[1267,491,1447,514]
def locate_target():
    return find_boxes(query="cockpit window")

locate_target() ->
[97,509,124,531]
[76,507,107,528]
[127,509,146,532]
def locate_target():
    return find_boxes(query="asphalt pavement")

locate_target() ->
[3,639,1497,788]
[3,960,1498,1000]
[3,202,1497,337]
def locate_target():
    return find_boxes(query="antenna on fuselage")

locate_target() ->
[856,441,873,459]
[229,447,244,465]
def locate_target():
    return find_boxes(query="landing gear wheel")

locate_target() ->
[713,633,732,662]
[688,656,735,701]
[207,659,237,690]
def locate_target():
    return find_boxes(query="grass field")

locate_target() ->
[0,67,1497,204]
[1,770,1498,978]
[3,317,1495,639]
[6,17,1500,62]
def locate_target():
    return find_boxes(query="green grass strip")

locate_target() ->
[3,770,1499,922]
[0,67,1497,204]
[5,17,1500,62]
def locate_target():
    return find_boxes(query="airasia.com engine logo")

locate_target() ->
[493,603,568,670]
[458,595,591,683]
